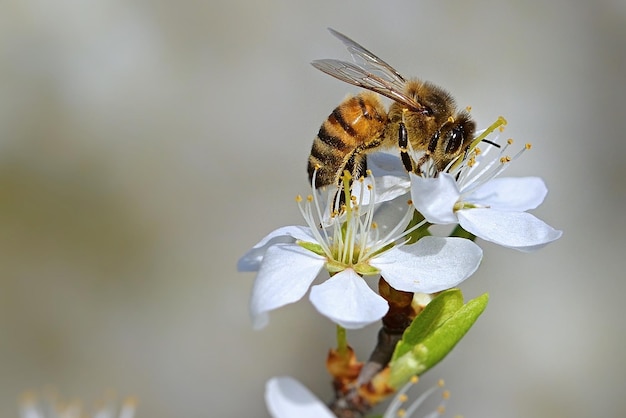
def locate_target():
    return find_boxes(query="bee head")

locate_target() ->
[437,112,476,155]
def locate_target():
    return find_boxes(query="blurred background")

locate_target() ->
[1,0,624,416]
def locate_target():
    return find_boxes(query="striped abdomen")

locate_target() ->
[308,92,389,188]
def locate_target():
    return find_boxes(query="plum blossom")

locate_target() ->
[265,376,449,418]
[409,137,562,251]
[238,173,482,330]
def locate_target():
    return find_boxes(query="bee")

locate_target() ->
[308,28,476,188]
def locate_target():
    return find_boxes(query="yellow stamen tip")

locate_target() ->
[500,156,511,163]
[465,105,472,112]
[410,375,419,384]
[398,393,408,402]
[437,405,446,414]
[525,143,532,150]
[438,379,445,387]
[507,138,514,145]
[307,195,314,202]
[398,408,407,417]
[448,116,455,123]
[295,195,302,203]
[442,389,451,400]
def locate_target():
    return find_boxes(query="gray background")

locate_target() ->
[1,0,625,417]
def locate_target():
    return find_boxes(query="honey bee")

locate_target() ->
[308,28,476,188]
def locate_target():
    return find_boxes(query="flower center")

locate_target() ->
[297,170,420,275]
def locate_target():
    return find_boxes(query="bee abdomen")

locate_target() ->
[308,92,388,188]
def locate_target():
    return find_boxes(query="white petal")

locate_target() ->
[309,269,388,329]
[368,151,407,177]
[370,237,483,293]
[265,376,335,418]
[458,209,563,251]
[250,244,325,329]
[466,177,547,211]
[238,225,316,272]
[372,194,413,237]
[409,173,460,224]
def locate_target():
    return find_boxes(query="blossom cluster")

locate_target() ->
[238,123,561,417]
[239,131,561,330]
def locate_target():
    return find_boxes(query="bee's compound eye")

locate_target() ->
[445,126,465,154]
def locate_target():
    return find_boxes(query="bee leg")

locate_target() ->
[398,121,414,173]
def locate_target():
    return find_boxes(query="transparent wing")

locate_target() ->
[327,28,406,84]
[312,59,426,112]
[312,28,426,112]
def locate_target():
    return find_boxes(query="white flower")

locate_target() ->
[20,391,137,418]
[265,376,449,418]
[410,137,562,252]
[239,174,483,330]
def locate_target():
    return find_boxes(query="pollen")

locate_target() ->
[307,195,314,202]
[525,143,532,150]
[371,222,378,229]
[500,156,511,163]
[507,138,514,145]
[465,105,472,112]
[447,116,455,123]
[295,195,303,203]
[407,199,413,205]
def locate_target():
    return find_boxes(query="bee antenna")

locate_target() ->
[480,139,501,148]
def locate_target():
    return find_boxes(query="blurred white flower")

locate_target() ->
[19,390,136,418]
[239,174,482,330]
[265,376,449,418]
[410,138,562,251]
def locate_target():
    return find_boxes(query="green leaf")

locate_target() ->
[391,289,464,362]
[388,290,489,389]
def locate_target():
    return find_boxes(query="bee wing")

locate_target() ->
[327,28,406,83]
[311,58,426,112]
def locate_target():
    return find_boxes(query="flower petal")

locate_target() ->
[458,208,563,251]
[265,376,335,418]
[238,225,316,272]
[466,177,547,211]
[250,243,325,329]
[409,173,460,224]
[309,269,388,329]
[370,236,483,293]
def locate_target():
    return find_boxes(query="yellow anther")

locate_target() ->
[507,138,514,145]
[442,389,450,400]
[438,379,445,387]
[307,195,314,202]
[371,222,378,229]
[437,405,446,415]
[410,375,419,384]
[367,184,373,190]
[407,199,413,206]
[314,163,321,170]
[498,115,508,125]
[448,116,455,123]
[465,105,472,112]
[500,156,511,163]
[525,143,532,150]
[366,169,372,176]
[397,408,407,417]
[398,393,408,402]
[295,195,303,203]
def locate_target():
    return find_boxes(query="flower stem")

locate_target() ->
[336,325,348,356]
